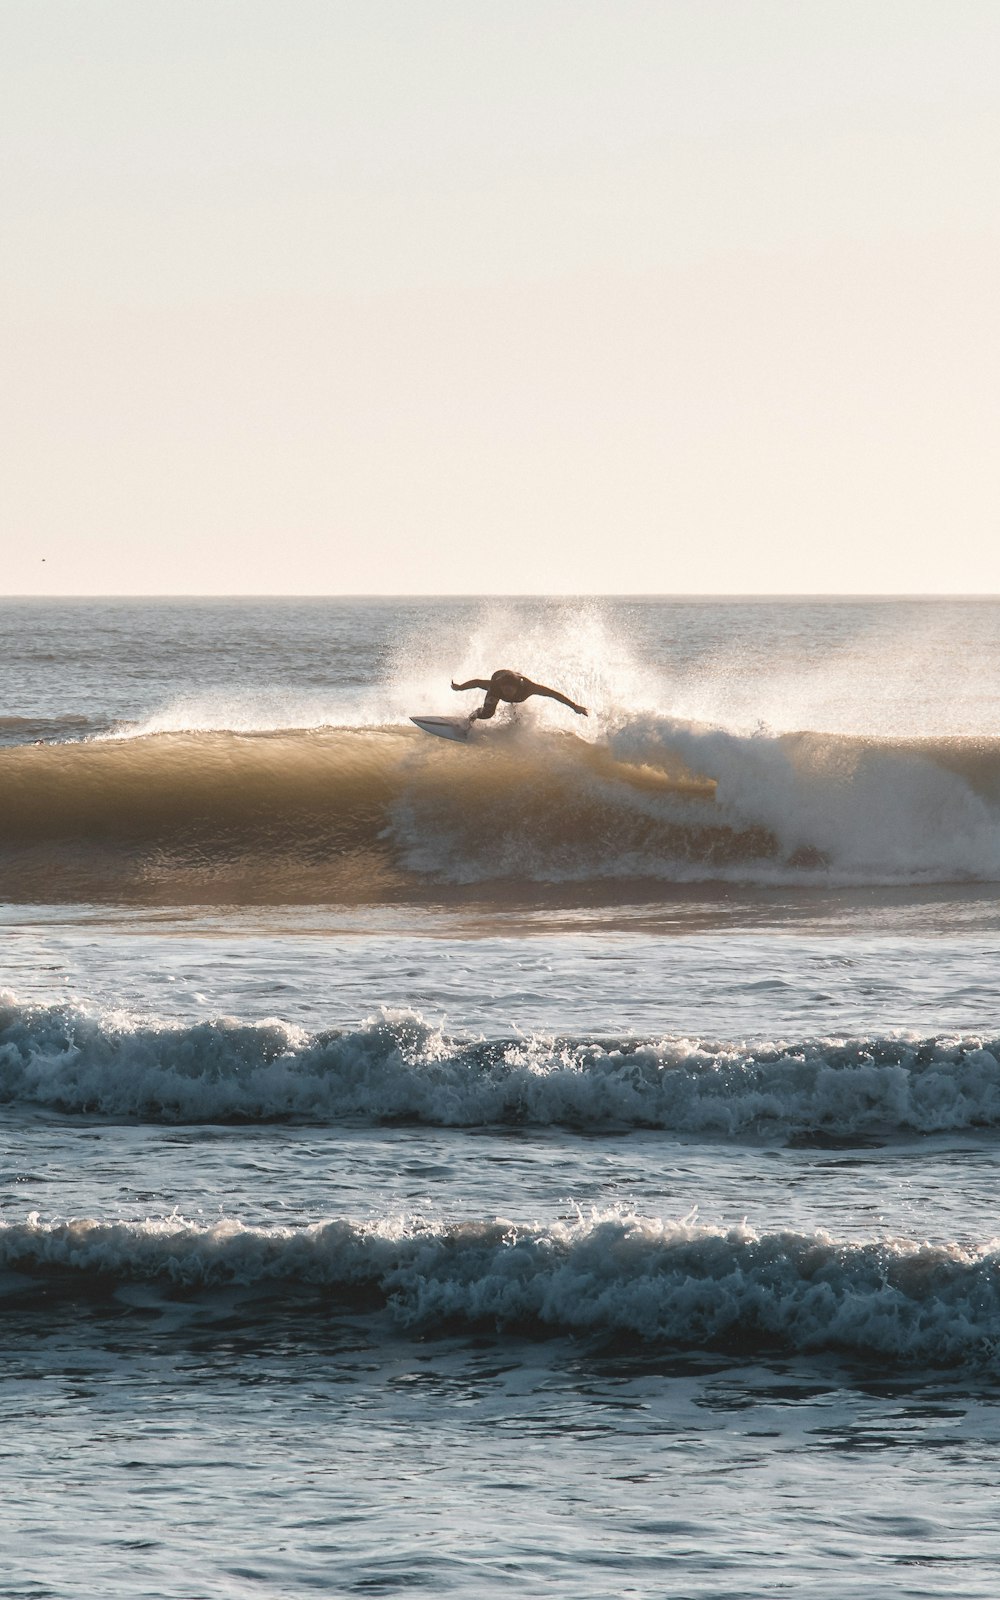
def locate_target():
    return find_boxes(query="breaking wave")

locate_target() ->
[3,711,1000,902]
[3,1209,999,1368]
[4,999,1000,1138]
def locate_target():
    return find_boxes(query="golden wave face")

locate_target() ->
[4,720,1000,905]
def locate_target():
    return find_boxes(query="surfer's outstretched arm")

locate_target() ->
[468,693,501,722]
[451,678,492,692]
[525,680,588,716]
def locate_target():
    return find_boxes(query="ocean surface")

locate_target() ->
[4,594,1000,1598]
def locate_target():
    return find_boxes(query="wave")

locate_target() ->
[3,1209,998,1368]
[4,999,1000,1138]
[3,713,1000,902]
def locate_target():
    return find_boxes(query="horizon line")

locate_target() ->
[3,591,1000,603]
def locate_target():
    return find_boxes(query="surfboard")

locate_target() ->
[410,715,471,743]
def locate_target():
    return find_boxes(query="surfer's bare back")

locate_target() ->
[451,668,588,723]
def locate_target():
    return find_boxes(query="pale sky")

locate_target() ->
[2,0,998,595]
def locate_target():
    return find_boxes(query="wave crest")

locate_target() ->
[4,1209,998,1367]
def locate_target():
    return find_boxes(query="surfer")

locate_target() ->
[451,669,588,723]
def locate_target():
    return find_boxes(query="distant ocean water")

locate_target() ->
[3,595,1000,1599]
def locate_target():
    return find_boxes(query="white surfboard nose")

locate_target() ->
[410,715,471,743]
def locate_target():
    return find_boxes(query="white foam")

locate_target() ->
[610,715,1000,881]
[3,997,1000,1136]
[4,1208,998,1367]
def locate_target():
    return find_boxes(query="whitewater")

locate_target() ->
[4,596,1000,1600]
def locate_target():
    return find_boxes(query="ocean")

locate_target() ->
[3,594,1000,1598]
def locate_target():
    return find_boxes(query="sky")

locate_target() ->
[2,0,999,595]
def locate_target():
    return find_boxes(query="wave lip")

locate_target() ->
[3,1210,998,1369]
[4,999,1000,1139]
